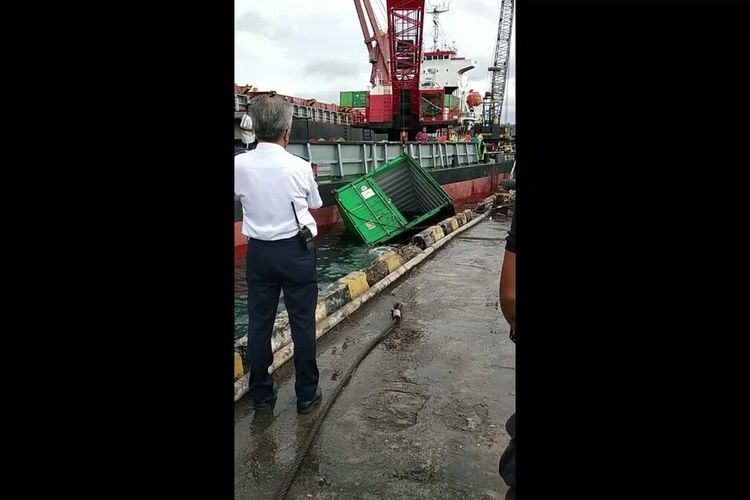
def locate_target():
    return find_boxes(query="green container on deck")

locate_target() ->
[333,154,455,246]
[352,91,368,107]
[444,94,458,107]
[340,91,353,107]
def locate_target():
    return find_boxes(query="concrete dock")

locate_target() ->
[234,215,515,499]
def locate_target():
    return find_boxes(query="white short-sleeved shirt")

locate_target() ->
[240,114,255,144]
[234,142,323,241]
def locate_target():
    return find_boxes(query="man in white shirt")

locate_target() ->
[240,105,257,150]
[235,95,324,414]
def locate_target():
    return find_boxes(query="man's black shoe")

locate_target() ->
[253,382,278,411]
[297,386,322,414]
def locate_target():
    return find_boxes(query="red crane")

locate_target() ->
[387,0,425,134]
[354,0,426,139]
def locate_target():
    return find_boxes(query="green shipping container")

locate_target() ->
[444,94,459,107]
[339,91,353,107]
[333,154,455,245]
[352,91,368,107]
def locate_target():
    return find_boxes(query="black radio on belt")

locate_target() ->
[291,202,315,250]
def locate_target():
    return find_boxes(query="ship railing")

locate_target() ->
[235,95,250,112]
[286,141,481,182]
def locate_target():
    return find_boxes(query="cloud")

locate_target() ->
[458,0,500,19]
[236,11,277,38]
[305,60,362,78]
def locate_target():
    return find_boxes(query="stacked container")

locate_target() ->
[340,90,369,108]
[444,93,460,122]
[366,94,392,123]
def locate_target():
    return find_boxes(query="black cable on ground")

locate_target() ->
[275,303,404,500]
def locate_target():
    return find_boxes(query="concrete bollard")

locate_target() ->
[399,244,422,262]
[377,251,404,274]
[315,300,327,323]
[323,281,350,316]
[339,271,370,300]
[439,217,459,235]
[411,225,445,250]
[364,259,390,287]
[234,352,244,381]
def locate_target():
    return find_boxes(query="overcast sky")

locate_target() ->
[235,0,515,122]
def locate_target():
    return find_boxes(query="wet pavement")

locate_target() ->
[234,215,515,499]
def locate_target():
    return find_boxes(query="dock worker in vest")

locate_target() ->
[234,95,324,414]
[449,127,458,142]
[240,104,258,150]
[473,131,487,162]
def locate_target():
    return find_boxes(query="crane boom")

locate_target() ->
[484,0,514,127]
[354,0,391,85]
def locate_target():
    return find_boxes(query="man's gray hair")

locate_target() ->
[247,96,293,142]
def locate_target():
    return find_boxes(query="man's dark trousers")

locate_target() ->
[246,235,319,403]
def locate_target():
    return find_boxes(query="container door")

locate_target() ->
[334,178,407,245]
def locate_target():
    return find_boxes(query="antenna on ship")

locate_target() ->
[428,1,450,52]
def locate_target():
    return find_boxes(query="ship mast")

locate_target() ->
[427,1,450,51]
